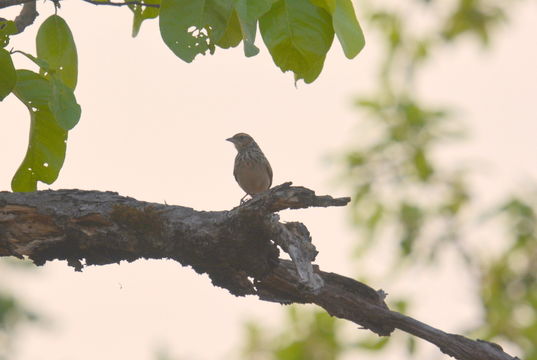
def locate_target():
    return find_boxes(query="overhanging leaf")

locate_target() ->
[332,0,365,58]
[36,15,78,89]
[0,49,16,101]
[0,20,17,48]
[310,0,364,58]
[131,0,161,37]
[234,0,276,57]
[11,70,67,192]
[159,0,234,62]
[49,75,82,130]
[216,10,243,49]
[259,0,334,83]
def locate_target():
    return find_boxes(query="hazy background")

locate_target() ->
[0,1,536,359]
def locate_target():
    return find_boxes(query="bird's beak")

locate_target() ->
[226,137,234,143]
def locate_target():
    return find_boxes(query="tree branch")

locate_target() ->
[0,184,518,360]
[0,0,35,10]
[0,0,160,10]
[12,0,37,34]
[80,0,159,8]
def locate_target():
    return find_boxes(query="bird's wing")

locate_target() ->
[266,157,273,188]
[233,156,239,183]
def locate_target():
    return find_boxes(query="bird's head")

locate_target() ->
[226,133,256,151]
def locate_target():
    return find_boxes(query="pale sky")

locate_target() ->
[0,1,536,359]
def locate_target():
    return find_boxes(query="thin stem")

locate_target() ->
[0,0,36,10]
[80,0,159,8]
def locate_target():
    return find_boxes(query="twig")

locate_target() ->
[13,0,37,34]
[80,0,160,8]
[0,0,35,10]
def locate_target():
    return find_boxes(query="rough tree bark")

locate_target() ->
[0,0,38,33]
[0,183,518,360]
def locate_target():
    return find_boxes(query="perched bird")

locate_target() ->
[226,133,273,203]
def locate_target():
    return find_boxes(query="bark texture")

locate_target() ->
[0,0,38,33]
[0,183,518,360]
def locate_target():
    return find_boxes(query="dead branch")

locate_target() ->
[0,0,35,10]
[0,184,518,360]
[13,0,38,34]
[80,0,159,8]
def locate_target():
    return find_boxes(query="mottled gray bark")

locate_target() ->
[0,183,517,360]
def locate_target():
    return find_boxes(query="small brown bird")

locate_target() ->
[227,133,273,203]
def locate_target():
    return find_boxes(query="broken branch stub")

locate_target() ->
[230,182,350,292]
[264,216,323,292]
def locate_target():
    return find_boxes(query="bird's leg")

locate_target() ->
[240,193,249,205]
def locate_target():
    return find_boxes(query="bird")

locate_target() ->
[226,133,273,203]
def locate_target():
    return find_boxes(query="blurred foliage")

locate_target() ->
[442,0,507,44]
[240,0,534,359]
[0,293,38,360]
[477,196,537,358]
[241,306,343,360]
[240,298,411,359]
[0,261,39,359]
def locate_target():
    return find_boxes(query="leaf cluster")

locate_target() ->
[0,260,39,359]
[239,0,532,358]
[156,0,364,83]
[1,0,366,192]
[84,0,366,82]
[1,15,80,192]
[478,196,537,359]
[242,306,343,360]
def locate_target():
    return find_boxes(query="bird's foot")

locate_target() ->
[239,194,250,205]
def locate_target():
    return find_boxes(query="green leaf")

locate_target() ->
[259,0,334,83]
[131,0,161,37]
[49,75,82,130]
[332,0,364,58]
[12,70,51,108]
[11,70,67,192]
[413,147,433,181]
[310,0,364,58]
[366,203,384,232]
[309,0,334,12]
[216,10,243,49]
[0,49,16,101]
[159,0,234,62]
[36,15,78,89]
[355,336,390,351]
[12,50,52,72]
[0,20,18,48]
[233,0,275,57]
[392,299,409,313]
[399,202,423,255]
[406,336,417,355]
